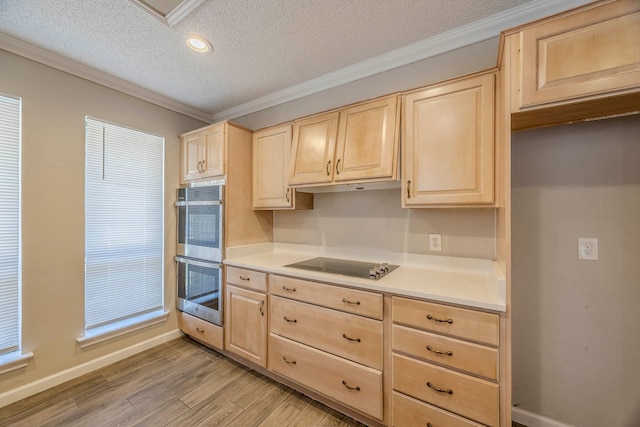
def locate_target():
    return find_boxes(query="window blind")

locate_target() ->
[85,117,164,331]
[0,94,21,356]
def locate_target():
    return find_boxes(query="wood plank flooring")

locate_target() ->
[0,337,367,427]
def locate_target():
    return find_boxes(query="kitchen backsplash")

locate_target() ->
[274,188,496,259]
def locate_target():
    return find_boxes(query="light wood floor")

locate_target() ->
[0,337,368,427]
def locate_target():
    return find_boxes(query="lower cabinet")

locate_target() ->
[178,311,223,350]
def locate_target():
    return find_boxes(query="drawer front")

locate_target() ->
[270,275,383,319]
[392,297,499,346]
[393,353,499,426]
[271,295,383,370]
[226,266,267,292]
[392,324,498,380]
[178,311,223,350]
[392,391,483,427]
[269,334,383,420]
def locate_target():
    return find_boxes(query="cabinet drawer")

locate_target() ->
[271,295,383,369]
[269,275,383,319]
[393,353,499,426]
[392,391,483,427]
[178,311,223,350]
[392,297,499,346]
[392,324,498,380]
[269,334,383,420]
[226,266,267,292]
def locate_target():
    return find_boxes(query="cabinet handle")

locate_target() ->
[282,286,296,293]
[341,297,360,306]
[283,356,297,365]
[286,188,290,202]
[260,300,264,316]
[239,276,250,281]
[341,380,361,391]
[195,327,205,333]
[335,158,341,175]
[426,345,453,356]
[427,424,433,427]
[201,160,206,172]
[427,381,453,395]
[426,314,453,324]
[284,316,297,323]
[326,160,332,176]
[407,180,411,199]
[342,333,361,343]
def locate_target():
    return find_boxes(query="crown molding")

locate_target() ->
[0,33,212,123]
[211,0,592,122]
[128,0,205,27]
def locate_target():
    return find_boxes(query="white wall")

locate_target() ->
[0,50,207,402]
[511,114,640,427]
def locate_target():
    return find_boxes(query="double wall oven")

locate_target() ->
[175,183,224,326]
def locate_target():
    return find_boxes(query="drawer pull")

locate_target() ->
[426,345,453,356]
[284,316,297,323]
[427,381,453,395]
[341,380,361,391]
[282,356,297,365]
[342,333,361,343]
[341,297,361,306]
[282,285,296,292]
[426,314,453,324]
[195,327,205,333]
[427,424,433,427]
[239,276,251,281]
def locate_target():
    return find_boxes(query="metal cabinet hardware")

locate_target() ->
[239,276,250,281]
[342,333,361,343]
[259,300,264,316]
[282,286,296,292]
[326,160,332,176]
[283,356,296,365]
[426,314,453,324]
[284,316,297,323]
[341,380,361,391]
[336,158,341,174]
[426,345,453,356]
[195,327,205,333]
[407,180,411,198]
[341,297,360,305]
[427,381,453,394]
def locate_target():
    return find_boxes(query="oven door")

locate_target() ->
[176,197,223,261]
[176,256,223,326]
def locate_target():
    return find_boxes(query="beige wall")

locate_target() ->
[511,115,640,426]
[0,50,206,399]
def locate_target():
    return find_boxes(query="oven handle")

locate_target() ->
[174,256,221,269]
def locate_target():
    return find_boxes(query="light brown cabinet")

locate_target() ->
[288,95,400,187]
[402,72,495,206]
[177,311,223,350]
[391,296,500,426]
[224,267,267,367]
[253,124,313,210]
[180,123,225,182]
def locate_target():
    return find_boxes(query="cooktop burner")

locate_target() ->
[285,257,399,280]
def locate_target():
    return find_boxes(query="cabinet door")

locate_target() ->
[403,73,495,206]
[224,285,267,367]
[182,131,203,182]
[520,0,640,109]
[201,124,225,178]
[334,95,399,182]
[253,124,293,209]
[288,112,339,186]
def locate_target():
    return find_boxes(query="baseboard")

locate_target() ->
[513,406,574,427]
[0,329,184,408]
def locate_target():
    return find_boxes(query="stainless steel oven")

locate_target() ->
[176,183,223,262]
[176,256,223,325]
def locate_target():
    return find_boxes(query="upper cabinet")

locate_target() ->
[402,71,495,207]
[180,123,225,183]
[507,0,640,129]
[288,95,400,187]
[253,124,313,210]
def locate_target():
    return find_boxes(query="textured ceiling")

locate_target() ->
[0,0,589,121]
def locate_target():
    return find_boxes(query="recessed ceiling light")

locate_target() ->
[185,35,212,53]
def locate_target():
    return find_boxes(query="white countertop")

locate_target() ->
[225,243,506,312]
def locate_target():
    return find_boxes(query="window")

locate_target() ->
[81,117,166,347]
[0,93,28,371]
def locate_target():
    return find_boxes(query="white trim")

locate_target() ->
[77,311,170,349]
[0,352,33,376]
[0,329,183,409]
[166,0,206,27]
[513,406,575,427]
[0,33,212,123]
[211,0,592,122]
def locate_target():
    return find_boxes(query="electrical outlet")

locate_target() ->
[429,234,442,252]
[578,237,598,260]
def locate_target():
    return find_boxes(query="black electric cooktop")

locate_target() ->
[285,257,398,280]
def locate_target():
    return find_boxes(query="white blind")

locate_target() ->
[0,94,21,356]
[85,117,164,331]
